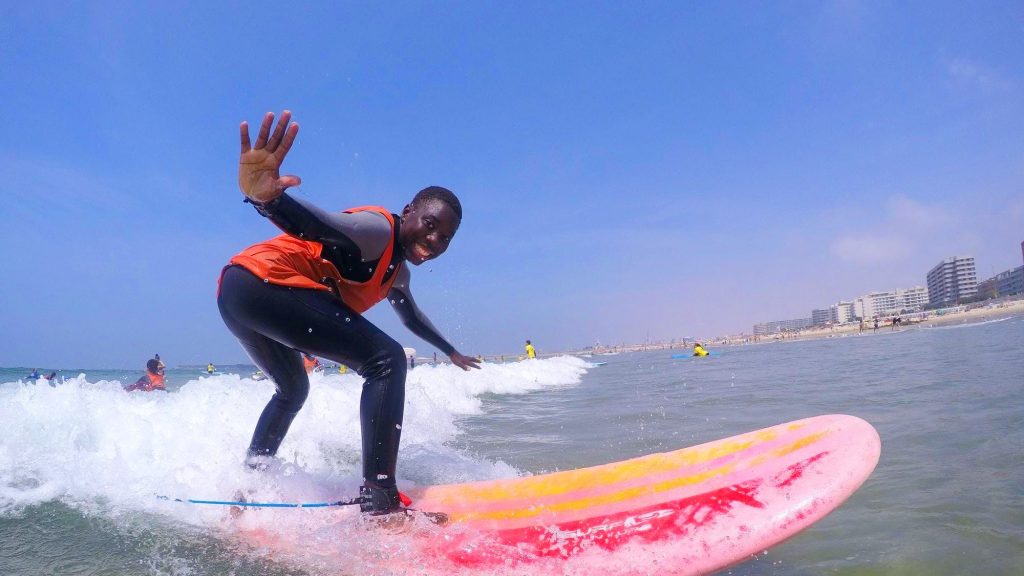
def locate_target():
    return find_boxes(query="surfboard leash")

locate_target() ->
[156,494,366,508]
[155,491,413,509]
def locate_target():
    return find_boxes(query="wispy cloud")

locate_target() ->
[885,195,955,228]
[830,195,954,265]
[947,57,1014,92]
[831,233,913,264]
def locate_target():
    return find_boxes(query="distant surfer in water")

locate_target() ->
[125,359,167,392]
[693,343,709,357]
[218,110,480,516]
[525,340,536,359]
[301,353,321,374]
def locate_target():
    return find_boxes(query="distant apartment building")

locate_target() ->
[811,301,857,326]
[855,292,890,319]
[835,301,856,323]
[977,265,1024,299]
[901,286,930,310]
[926,256,977,306]
[754,317,814,335]
[853,287,928,319]
[811,308,831,326]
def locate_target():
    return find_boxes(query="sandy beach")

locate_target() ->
[712,296,1024,347]
[566,296,1024,357]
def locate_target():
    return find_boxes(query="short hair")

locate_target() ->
[412,186,462,220]
[146,359,160,373]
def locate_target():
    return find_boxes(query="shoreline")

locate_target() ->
[546,297,1024,359]
[10,299,1023,370]
[704,297,1024,350]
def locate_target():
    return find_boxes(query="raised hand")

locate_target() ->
[238,110,301,203]
[449,351,482,371]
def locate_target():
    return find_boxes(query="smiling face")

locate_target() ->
[399,198,461,265]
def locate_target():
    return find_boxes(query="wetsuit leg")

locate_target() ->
[218,277,309,460]
[217,266,408,491]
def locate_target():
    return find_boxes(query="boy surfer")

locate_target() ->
[217,110,480,515]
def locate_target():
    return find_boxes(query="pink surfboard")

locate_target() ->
[407,413,881,573]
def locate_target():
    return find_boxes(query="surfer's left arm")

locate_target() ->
[388,267,480,371]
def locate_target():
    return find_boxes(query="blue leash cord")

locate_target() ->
[156,495,364,508]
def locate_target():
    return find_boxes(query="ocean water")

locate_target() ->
[1,315,1022,575]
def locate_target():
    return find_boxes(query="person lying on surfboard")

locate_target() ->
[218,110,481,516]
[693,343,709,357]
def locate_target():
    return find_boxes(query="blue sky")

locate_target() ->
[2,2,1022,368]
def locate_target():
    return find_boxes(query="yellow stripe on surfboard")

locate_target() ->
[438,430,830,523]
[426,426,804,506]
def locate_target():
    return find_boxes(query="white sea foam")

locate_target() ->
[0,354,731,574]
[922,315,1016,330]
[0,356,589,523]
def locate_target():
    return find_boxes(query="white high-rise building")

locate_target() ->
[899,286,929,310]
[753,317,814,335]
[835,301,856,323]
[811,308,832,326]
[810,301,857,326]
[926,256,977,305]
[852,287,928,319]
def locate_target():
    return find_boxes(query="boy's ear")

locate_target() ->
[402,203,414,217]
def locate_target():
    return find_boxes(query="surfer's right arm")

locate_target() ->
[238,110,301,204]
[248,193,391,261]
[238,112,393,259]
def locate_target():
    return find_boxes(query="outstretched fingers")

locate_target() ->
[254,111,274,149]
[240,122,251,153]
[266,110,292,152]
[276,122,299,159]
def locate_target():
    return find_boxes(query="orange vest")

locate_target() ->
[303,355,318,373]
[227,206,402,314]
[147,371,166,390]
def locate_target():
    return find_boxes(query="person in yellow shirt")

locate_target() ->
[525,340,537,359]
[692,343,709,357]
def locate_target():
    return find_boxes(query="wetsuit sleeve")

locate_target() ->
[125,376,146,392]
[388,266,456,356]
[250,193,391,261]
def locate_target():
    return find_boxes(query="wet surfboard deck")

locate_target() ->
[236,414,879,575]
[409,414,880,572]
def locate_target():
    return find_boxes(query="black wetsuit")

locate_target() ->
[217,193,455,494]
